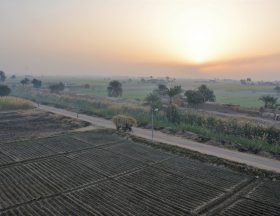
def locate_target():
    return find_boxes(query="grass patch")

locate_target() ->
[12,89,280,154]
[0,96,34,111]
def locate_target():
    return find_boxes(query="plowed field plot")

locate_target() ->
[219,181,280,216]
[71,131,122,147]
[0,156,104,210]
[0,195,98,216]
[67,148,145,177]
[117,166,225,212]
[0,129,279,215]
[104,140,174,163]
[67,180,188,216]
[0,152,13,165]
[153,156,250,191]
[0,109,88,142]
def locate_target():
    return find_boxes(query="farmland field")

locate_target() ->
[0,112,279,215]
[0,109,88,142]
[9,76,279,108]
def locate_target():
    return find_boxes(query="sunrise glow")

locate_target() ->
[0,0,280,78]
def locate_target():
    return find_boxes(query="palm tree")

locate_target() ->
[259,95,278,109]
[166,85,182,104]
[107,80,123,97]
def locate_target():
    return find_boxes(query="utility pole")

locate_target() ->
[152,108,158,142]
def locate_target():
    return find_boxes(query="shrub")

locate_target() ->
[0,85,11,96]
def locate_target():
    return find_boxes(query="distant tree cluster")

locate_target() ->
[185,84,216,106]
[145,84,183,123]
[0,85,11,96]
[20,78,30,86]
[31,79,42,88]
[49,82,65,93]
[144,83,216,123]
[240,78,253,85]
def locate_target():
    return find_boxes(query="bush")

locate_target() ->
[166,104,180,123]
[0,85,11,96]
[0,96,33,110]
[49,82,65,93]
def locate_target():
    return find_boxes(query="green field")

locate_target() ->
[8,76,279,108]
[41,77,278,108]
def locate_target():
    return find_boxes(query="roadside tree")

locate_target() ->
[145,92,162,111]
[107,80,122,97]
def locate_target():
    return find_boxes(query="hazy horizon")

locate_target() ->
[1,0,280,80]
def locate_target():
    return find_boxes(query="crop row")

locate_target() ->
[244,181,280,207]
[67,179,188,216]
[0,152,13,165]
[1,179,188,216]
[218,180,280,215]
[116,166,224,212]
[0,133,122,162]
[219,198,280,216]
[154,156,250,192]
[0,156,104,210]
[0,195,98,216]
[103,141,174,164]
[71,131,123,146]
[67,148,145,177]
[0,140,55,161]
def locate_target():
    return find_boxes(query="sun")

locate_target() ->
[170,6,228,64]
[181,13,218,64]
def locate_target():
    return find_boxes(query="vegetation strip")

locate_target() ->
[127,133,280,179]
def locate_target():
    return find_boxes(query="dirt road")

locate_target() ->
[37,104,280,174]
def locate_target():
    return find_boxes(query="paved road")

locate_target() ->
[37,104,280,174]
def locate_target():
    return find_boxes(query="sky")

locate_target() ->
[0,0,280,80]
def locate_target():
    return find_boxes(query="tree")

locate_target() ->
[84,84,90,89]
[31,79,42,88]
[259,95,278,109]
[0,71,6,82]
[154,84,168,96]
[184,90,204,106]
[240,79,247,85]
[10,75,16,79]
[198,84,216,102]
[145,92,162,111]
[107,80,122,97]
[49,82,65,93]
[166,85,182,104]
[0,85,11,96]
[274,86,280,95]
[166,103,180,123]
[20,78,30,86]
